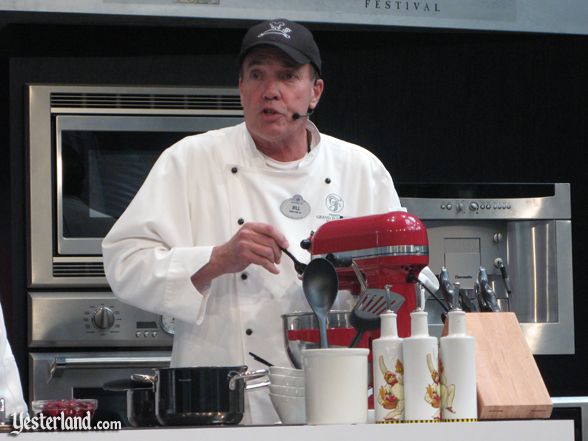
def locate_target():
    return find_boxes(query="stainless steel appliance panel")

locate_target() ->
[520,220,574,354]
[29,292,174,348]
[399,183,574,355]
[400,183,571,220]
[508,220,558,323]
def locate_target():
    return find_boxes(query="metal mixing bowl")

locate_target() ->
[281,311,352,369]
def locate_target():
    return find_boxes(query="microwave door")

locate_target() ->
[55,115,240,256]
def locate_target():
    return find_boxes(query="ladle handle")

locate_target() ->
[318,317,329,349]
[281,247,297,262]
[280,247,307,275]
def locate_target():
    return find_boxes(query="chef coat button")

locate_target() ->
[237,218,245,225]
[231,166,238,174]
[241,273,248,280]
[246,328,253,336]
[325,177,331,184]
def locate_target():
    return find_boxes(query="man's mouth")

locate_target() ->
[262,109,280,115]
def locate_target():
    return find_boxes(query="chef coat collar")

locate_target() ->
[244,121,322,169]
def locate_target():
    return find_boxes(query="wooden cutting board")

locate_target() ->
[442,312,552,419]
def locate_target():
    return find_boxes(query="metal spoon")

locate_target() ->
[280,247,307,275]
[302,258,339,348]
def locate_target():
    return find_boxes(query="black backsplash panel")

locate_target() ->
[4,21,588,398]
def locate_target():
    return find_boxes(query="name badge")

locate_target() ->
[280,194,311,219]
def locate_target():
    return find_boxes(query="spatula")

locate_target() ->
[348,262,405,347]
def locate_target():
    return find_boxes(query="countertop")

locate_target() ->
[1,420,574,441]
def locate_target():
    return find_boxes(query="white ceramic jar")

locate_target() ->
[403,310,440,422]
[439,310,477,421]
[372,311,404,423]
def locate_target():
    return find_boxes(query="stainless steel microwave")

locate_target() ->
[26,84,243,287]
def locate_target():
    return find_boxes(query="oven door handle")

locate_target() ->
[49,356,171,379]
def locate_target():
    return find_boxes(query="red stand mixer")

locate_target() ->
[303,211,429,337]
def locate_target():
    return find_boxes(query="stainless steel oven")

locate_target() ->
[27,84,243,288]
[398,182,574,355]
[28,292,174,426]
[30,351,170,426]
[25,84,243,421]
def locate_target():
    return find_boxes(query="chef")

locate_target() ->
[102,18,402,424]
[0,301,28,422]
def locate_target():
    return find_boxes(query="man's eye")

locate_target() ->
[283,72,296,80]
[246,69,262,80]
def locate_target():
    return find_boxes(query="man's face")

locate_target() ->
[239,47,324,146]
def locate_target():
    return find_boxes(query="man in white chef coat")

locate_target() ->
[102,18,402,424]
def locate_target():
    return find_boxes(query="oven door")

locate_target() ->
[29,351,170,427]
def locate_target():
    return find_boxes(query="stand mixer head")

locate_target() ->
[303,211,429,337]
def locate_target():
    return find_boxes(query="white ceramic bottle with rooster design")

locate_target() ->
[403,307,440,421]
[439,309,477,421]
[372,300,404,423]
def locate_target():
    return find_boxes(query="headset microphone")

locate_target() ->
[292,110,314,120]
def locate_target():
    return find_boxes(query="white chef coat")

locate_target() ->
[0,302,28,419]
[102,121,402,424]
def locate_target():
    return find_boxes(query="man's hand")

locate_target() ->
[191,222,289,291]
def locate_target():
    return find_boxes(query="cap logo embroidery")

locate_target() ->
[258,21,292,39]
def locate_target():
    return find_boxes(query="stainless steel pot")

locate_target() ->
[132,366,268,426]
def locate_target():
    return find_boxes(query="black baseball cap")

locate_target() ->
[239,18,322,75]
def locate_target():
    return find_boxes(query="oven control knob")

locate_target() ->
[469,201,479,212]
[93,306,115,329]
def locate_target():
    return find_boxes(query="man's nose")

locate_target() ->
[262,79,280,100]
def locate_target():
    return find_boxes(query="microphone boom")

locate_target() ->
[292,110,313,120]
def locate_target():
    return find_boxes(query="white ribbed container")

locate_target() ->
[439,310,477,421]
[302,348,369,425]
[403,310,440,422]
[372,311,404,423]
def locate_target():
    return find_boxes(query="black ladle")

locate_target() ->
[302,258,339,348]
[281,247,307,275]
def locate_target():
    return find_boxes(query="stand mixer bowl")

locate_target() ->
[282,311,374,368]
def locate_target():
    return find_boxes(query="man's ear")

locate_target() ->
[310,78,324,109]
